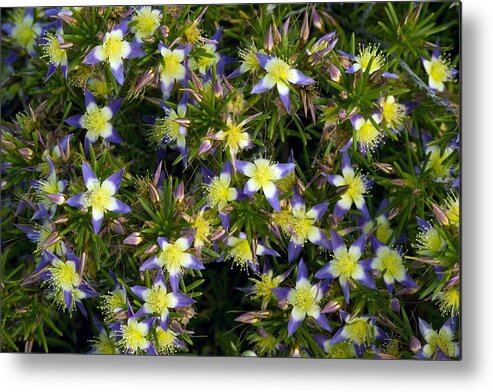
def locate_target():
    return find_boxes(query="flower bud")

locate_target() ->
[409,336,421,353]
[160,25,169,40]
[432,203,450,226]
[19,147,33,160]
[272,23,281,44]
[301,12,310,43]
[213,78,223,98]
[41,231,60,250]
[46,193,66,205]
[123,232,143,246]
[321,300,340,314]
[373,162,394,174]
[144,244,158,254]
[390,298,400,312]
[198,139,212,155]
[190,72,203,91]
[329,63,341,82]
[277,298,289,310]
[149,183,160,203]
[265,25,274,52]
[312,8,323,30]
[173,181,185,202]
[282,17,290,38]
[390,179,406,187]
[110,219,125,235]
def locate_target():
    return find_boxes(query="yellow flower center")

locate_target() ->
[40,32,66,65]
[417,227,444,253]
[100,289,127,322]
[253,273,281,299]
[207,177,232,209]
[426,147,452,179]
[357,121,382,150]
[375,217,393,244]
[145,285,172,314]
[85,183,112,211]
[161,50,184,78]
[156,328,177,355]
[356,45,384,74]
[49,260,80,291]
[374,247,405,279]
[240,48,260,72]
[94,334,119,354]
[345,175,366,201]
[82,107,109,138]
[120,320,148,352]
[332,250,359,279]
[437,287,460,316]
[229,238,253,269]
[103,34,126,61]
[428,329,455,358]
[265,58,291,84]
[191,213,211,248]
[429,59,448,83]
[381,96,406,128]
[291,284,316,312]
[345,319,372,344]
[251,159,277,188]
[444,195,459,227]
[159,243,187,272]
[12,17,37,49]
[150,111,180,145]
[184,22,201,44]
[196,43,218,71]
[133,7,160,38]
[292,215,315,243]
[224,123,249,153]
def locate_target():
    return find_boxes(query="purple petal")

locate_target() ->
[111,62,125,86]
[329,327,347,345]
[351,234,366,257]
[291,190,305,211]
[105,169,124,193]
[169,273,180,294]
[356,269,376,289]
[154,269,166,286]
[274,163,296,178]
[64,114,83,128]
[83,46,103,64]
[175,293,194,308]
[417,217,431,231]
[337,49,357,60]
[308,202,328,221]
[235,160,252,175]
[289,70,315,85]
[399,273,417,289]
[296,259,308,284]
[105,99,122,117]
[65,193,85,208]
[84,89,97,108]
[287,316,303,337]
[418,318,433,338]
[309,228,331,249]
[314,313,332,332]
[340,278,350,303]
[277,84,290,111]
[330,230,345,252]
[92,213,104,234]
[271,287,291,300]
[63,290,73,309]
[256,243,280,257]
[160,314,170,331]
[44,62,57,81]
[251,77,275,94]
[82,162,98,188]
[219,211,230,232]
[113,21,128,36]
[263,184,280,212]
[382,71,398,79]
[288,240,303,263]
[221,160,233,177]
[333,200,350,218]
[126,43,145,59]
[104,126,122,144]
[315,263,333,279]
[108,198,131,214]
[140,255,161,271]
[130,285,149,300]
[185,255,204,270]
[256,53,272,68]
[157,237,169,250]
[443,316,457,334]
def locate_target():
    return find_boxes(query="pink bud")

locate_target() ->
[123,232,143,246]
[46,193,66,205]
[321,300,340,314]
[329,63,341,82]
[265,25,274,52]
[173,181,185,202]
[409,336,421,352]
[199,140,212,155]
[432,203,450,226]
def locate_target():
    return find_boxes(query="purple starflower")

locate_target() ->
[271,259,331,337]
[315,230,375,303]
[287,190,330,263]
[64,89,122,147]
[83,21,145,85]
[251,54,315,111]
[66,162,131,234]
[415,317,459,360]
[158,43,192,99]
[236,158,295,212]
[330,310,389,357]
[131,269,194,330]
[139,232,205,294]
[324,152,371,218]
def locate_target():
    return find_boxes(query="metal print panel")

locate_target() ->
[0,2,460,359]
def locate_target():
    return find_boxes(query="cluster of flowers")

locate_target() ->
[1,4,459,358]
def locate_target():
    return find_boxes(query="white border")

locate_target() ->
[2,0,493,390]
